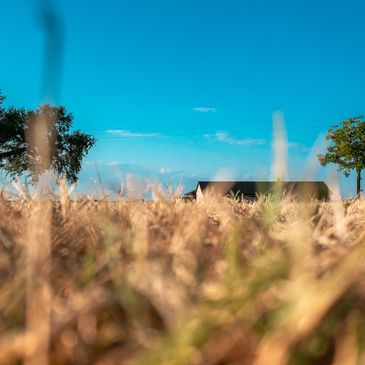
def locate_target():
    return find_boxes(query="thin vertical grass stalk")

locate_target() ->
[59,178,70,218]
[24,198,52,365]
[12,177,31,201]
[272,111,288,182]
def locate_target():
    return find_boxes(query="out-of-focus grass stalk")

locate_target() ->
[12,177,32,200]
[332,313,359,365]
[328,170,347,241]
[24,0,60,357]
[272,111,288,182]
[59,178,70,218]
[24,196,52,365]
[23,103,54,365]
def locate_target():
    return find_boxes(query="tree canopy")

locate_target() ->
[318,116,365,195]
[0,92,95,184]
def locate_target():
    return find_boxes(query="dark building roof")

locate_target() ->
[195,181,330,200]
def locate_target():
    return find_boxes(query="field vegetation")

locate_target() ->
[0,187,365,365]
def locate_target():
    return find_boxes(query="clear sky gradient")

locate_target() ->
[1,0,365,196]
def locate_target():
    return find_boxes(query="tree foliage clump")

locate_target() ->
[318,116,365,195]
[0,92,95,184]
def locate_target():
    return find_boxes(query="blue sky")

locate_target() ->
[1,0,365,196]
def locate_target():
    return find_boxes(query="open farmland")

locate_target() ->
[0,192,365,365]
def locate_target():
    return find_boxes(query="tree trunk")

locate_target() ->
[356,169,361,196]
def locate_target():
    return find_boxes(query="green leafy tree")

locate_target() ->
[0,92,96,184]
[318,116,365,195]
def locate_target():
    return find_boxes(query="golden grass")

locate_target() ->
[0,192,365,365]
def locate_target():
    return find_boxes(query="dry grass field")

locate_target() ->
[0,189,365,365]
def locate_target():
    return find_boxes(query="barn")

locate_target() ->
[186,181,330,201]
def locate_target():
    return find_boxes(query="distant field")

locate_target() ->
[0,194,365,365]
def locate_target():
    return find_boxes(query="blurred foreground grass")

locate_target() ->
[0,191,365,365]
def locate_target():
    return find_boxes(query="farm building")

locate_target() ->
[186,181,330,201]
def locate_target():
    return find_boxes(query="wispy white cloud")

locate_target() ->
[106,129,160,138]
[159,167,172,174]
[288,142,310,151]
[286,142,300,149]
[204,132,266,146]
[192,107,217,113]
